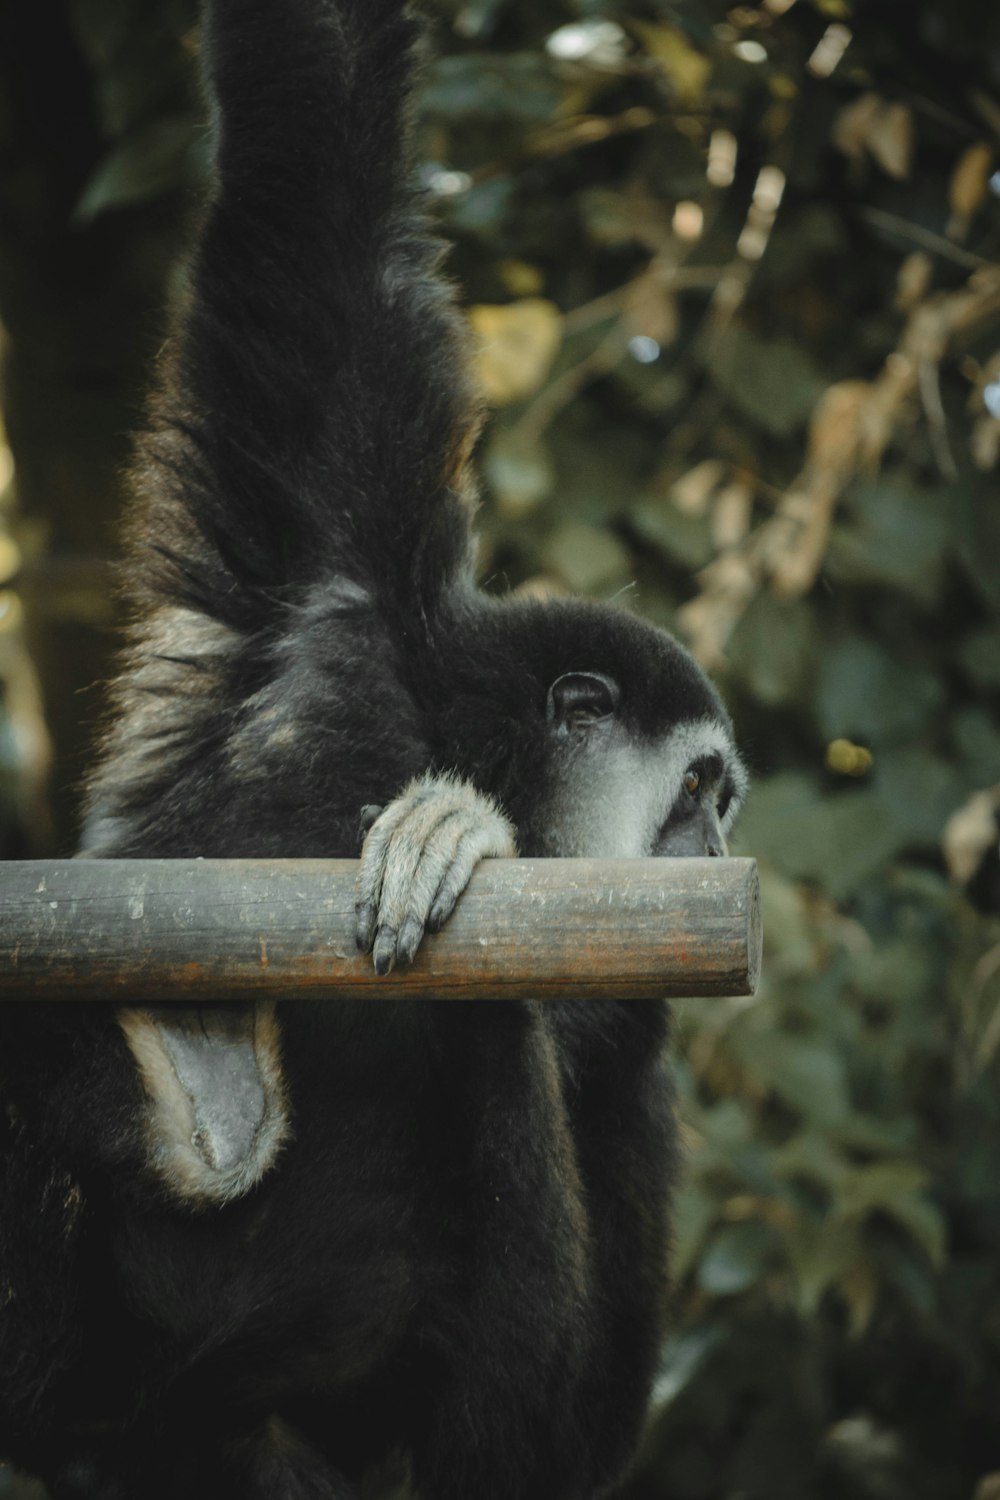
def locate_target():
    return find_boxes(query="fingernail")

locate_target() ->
[373,930,396,976]
[397,915,424,965]
[355,903,375,951]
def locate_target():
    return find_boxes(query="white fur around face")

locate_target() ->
[538,716,746,858]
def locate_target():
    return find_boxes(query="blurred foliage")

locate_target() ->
[2,0,1000,1496]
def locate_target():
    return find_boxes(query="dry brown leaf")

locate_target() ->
[623,268,679,347]
[677,551,758,667]
[832,93,913,179]
[670,459,725,516]
[948,142,995,240]
[768,488,839,599]
[895,252,933,312]
[972,414,1000,470]
[468,299,562,406]
[711,480,754,550]
[498,260,545,297]
[868,101,913,180]
[633,22,711,103]
[806,380,871,476]
[838,1259,879,1337]
[831,91,882,163]
[943,787,1000,886]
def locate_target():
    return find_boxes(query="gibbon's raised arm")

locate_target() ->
[143,0,480,617]
[84,0,490,859]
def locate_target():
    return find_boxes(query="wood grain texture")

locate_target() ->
[0,858,761,1001]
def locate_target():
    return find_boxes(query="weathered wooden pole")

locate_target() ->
[0,858,761,1001]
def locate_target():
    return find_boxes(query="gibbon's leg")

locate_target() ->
[231,1417,361,1500]
[47,1417,360,1500]
[106,0,456,1204]
[401,1003,602,1500]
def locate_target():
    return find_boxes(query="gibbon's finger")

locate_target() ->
[427,819,516,934]
[372,923,400,978]
[387,807,490,967]
[369,808,465,959]
[356,776,515,967]
[391,819,471,968]
[361,801,466,968]
[395,912,427,968]
[355,794,421,950]
[375,788,513,967]
[358,803,384,839]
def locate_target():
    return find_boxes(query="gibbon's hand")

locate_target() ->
[355,775,517,975]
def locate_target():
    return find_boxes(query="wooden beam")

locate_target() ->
[0,858,761,1001]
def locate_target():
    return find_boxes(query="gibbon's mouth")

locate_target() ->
[117,1001,290,1205]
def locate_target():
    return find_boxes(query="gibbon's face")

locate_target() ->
[532,670,747,860]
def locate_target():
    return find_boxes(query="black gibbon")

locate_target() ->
[0,1,746,1496]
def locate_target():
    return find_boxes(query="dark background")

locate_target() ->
[1,0,999,1495]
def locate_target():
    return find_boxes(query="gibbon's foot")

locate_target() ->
[355,775,516,975]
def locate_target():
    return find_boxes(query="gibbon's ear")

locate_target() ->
[546,672,620,734]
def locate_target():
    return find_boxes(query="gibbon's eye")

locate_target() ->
[683,768,701,797]
[547,672,620,733]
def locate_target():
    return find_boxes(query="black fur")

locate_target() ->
[0,2,742,1495]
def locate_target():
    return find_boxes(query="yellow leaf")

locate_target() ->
[633,22,711,104]
[670,459,725,517]
[868,101,913,180]
[942,786,1000,886]
[895,252,932,312]
[832,93,913,180]
[498,259,545,298]
[805,379,871,475]
[468,299,562,406]
[826,739,874,777]
[838,1259,878,1336]
[711,481,753,550]
[623,269,678,347]
[832,92,881,164]
[0,533,20,584]
[948,141,994,240]
[0,590,24,635]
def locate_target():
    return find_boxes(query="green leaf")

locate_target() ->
[732,774,906,897]
[628,498,714,571]
[74,117,198,220]
[957,626,1000,690]
[445,177,515,236]
[697,1220,776,1296]
[737,1030,850,1126]
[836,1159,928,1208]
[651,1325,728,1409]
[957,476,1000,606]
[483,430,555,518]
[828,477,953,604]
[816,638,944,746]
[873,748,961,844]
[698,327,826,436]
[953,710,1000,787]
[726,593,818,706]
[421,54,566,124]
[785,1218,862,1315]
[834,1161,947,1268]
[773,1131,848,1190]
[541,521,632,595]
[670,1183,719,1284]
